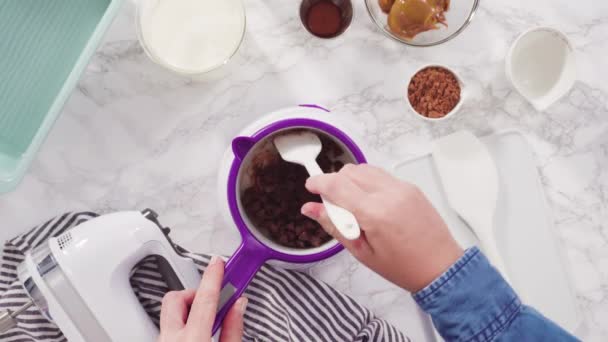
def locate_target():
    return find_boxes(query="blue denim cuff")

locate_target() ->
[413,247,522,342]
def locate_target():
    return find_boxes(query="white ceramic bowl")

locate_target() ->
[505,27,576,111]
[406,64,464,122]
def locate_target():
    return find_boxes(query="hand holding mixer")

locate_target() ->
[0,209,201,342]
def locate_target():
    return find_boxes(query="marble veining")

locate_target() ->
[1,0,607,340]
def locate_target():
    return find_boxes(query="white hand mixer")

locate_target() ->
[0,209,201,341]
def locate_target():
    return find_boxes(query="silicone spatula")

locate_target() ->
[432,131,511,283]
[274,132,361,240]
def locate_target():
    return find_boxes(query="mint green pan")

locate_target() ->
[0,0,123,193]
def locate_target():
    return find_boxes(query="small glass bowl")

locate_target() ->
[300,0,353,39]
[364,0,479,47]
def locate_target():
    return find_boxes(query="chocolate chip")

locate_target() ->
[241,132,347,248]
[332,161,344,172]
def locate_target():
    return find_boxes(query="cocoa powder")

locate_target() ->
[306,1,342,38]
[408,67,461,119]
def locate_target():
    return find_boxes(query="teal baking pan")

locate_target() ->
[0,0,123,193]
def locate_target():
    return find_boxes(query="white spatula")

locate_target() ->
[432,131,511,283]
[273,132,361,240]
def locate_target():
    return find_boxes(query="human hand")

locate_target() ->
[158,256,247,342]
[302,164,463,292]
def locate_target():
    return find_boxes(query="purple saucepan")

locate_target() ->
[212,115,367,334]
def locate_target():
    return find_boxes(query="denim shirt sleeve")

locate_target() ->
[413,247,579,342]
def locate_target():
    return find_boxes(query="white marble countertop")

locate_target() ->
[1,0,607,340]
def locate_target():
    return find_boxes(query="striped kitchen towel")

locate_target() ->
[0,212,410,342]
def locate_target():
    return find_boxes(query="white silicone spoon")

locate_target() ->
[432,131,511,284]
[273,132,361,240]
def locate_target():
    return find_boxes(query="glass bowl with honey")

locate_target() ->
[365,0,479,46]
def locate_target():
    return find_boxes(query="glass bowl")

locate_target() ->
[136,0,246,76]
[364,0,479,47]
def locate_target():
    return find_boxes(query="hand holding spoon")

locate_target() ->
[274,132,361,240]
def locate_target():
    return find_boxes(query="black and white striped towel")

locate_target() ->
[0,212,410,342]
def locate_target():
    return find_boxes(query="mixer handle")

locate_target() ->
[155,256,189,290]
[140,209,201,289]
[144,241,201,290]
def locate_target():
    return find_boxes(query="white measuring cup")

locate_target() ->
[506,27,576,111]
